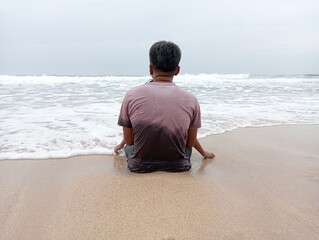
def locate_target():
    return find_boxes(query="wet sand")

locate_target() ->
[0,125,319,240]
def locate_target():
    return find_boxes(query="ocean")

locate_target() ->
[1,74,319,160]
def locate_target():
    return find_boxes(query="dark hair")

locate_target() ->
[149,41,181,72]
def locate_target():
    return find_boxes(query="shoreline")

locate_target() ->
[1,123,318,162]
[1,124,319,239]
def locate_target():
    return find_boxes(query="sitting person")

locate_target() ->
[117,40,214,173]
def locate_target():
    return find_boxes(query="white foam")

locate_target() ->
[1,74,319,160]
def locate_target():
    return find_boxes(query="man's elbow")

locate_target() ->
[124,137,134,145]
[123,127,134,145]
[186,128,198,148]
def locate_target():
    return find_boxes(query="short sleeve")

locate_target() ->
[118,94,132,128]
[189,98,201,129]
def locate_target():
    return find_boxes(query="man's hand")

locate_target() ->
[114,144,123,154]
[114,139,126,154]
[202,151,215,159]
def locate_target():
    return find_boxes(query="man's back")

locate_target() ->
[118,82,201,172]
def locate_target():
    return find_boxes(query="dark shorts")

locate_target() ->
[124,145,192,173]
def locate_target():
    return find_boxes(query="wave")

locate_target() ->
[1,72,319,160]
[2,73,319,85]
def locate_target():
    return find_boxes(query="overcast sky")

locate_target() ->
[0,0,318,75]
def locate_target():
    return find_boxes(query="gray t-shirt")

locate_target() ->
[118,82,201,172]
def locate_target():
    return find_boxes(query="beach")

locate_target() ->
[0,124,319,240]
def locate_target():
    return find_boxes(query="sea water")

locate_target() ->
[1,74,319,159]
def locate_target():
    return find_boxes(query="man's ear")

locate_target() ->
[174,66,180,76]
[149,65,154,75]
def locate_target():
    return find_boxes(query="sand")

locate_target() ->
[0,124,319,240]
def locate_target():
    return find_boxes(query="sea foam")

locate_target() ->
[1,74,319,159]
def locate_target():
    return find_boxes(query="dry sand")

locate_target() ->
[0,124,318,240]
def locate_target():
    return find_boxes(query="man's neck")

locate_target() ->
[152,74,174,83]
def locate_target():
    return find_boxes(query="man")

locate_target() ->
[118,41,209,173]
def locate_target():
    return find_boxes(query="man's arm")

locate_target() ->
[123,127,134,145]
[193,139,215,159]
[186,128,198,148]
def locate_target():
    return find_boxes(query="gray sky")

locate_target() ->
[0,0,318,75]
